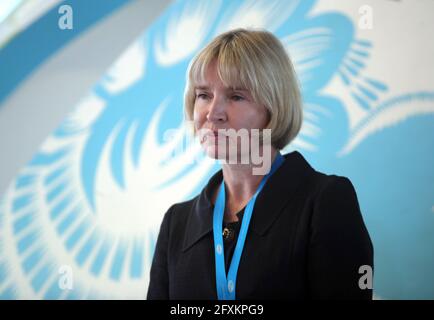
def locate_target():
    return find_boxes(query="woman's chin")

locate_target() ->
[202,144,248,164]
[202,145,222,160]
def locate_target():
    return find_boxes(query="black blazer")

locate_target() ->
[147,151,373,300]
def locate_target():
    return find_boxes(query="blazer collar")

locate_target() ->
[182,151,314,252]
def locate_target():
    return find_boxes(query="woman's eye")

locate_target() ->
[231,95,244,101]
[196,93,207,100]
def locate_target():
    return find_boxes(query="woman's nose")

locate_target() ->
[206,96,227,123]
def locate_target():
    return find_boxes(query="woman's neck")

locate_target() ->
[213,148,278,222]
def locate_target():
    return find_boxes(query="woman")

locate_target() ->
[147,28,373,300]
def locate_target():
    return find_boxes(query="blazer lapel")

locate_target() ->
[249,151,314,236]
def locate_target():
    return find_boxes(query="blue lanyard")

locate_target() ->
[212,152,285,300]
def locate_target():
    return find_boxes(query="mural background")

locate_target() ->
[0,0,433,299]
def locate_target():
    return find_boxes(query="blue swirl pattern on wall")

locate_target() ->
[0,0,134,105]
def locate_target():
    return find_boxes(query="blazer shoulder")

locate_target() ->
[305,170,357,201]
[163,195,199,224]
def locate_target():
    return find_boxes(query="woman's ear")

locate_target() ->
[263,106,272,128]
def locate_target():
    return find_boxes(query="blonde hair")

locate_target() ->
[184,28,303,150]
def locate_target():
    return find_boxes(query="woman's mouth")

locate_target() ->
[201,131,226,144]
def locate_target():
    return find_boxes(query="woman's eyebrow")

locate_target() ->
[195,86,210,91]
[194,86,249,92]
[230,87,248,92]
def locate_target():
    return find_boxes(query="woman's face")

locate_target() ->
[193,60,270,160]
